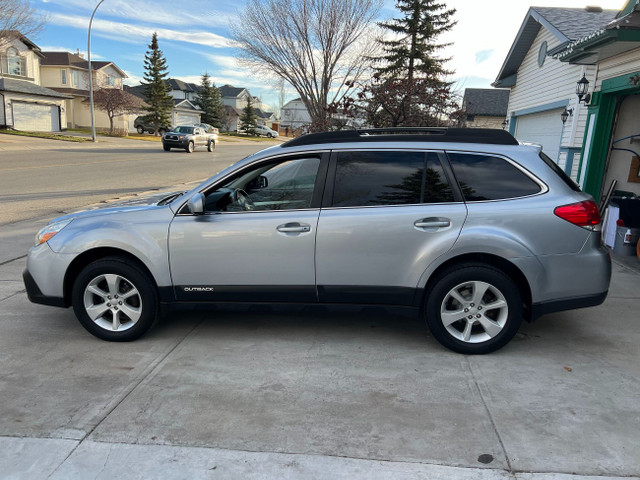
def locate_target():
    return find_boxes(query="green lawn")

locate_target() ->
[0,129,92,142]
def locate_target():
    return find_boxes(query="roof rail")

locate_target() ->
[282,127,519,147]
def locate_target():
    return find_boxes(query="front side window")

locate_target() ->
[205,157,321,212]
[447,152,541,201]
[332,151,455,207]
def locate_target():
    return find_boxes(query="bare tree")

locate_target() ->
[86,89,146,135]
[0,0,46,41]
[232,0,381,132]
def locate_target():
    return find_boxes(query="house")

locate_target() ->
[281,98,311,130]
[40,51,129,131]
[493,6,618,179]
[554,0,640,199]
[460,88,510,129]
[125,80,202,130]
[0,32,71,131]
[218,84,275,131]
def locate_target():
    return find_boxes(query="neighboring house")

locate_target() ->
[460,88,510,129]
[218,84,275,131]
[554,0,640,199]
[281,98,311,130]
[40,50,129,131]
[125,82,202,131]
[167,78,200,102]
[0,33,71,132]
[493,6,618,179]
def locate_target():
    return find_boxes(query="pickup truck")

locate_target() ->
[161,125,218,153]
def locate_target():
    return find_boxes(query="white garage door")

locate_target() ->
[514,109,564,162]
[13,102,60,132]
[175,113,200,126]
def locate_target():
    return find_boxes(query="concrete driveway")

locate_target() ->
[1,237,639,478]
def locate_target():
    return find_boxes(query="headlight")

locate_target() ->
[35,219,73,246]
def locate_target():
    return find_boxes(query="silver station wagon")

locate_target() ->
[24,128,611,354]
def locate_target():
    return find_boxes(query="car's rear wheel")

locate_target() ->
[136,126,144,134]
[71,257,158,341]
[424,263,522,354]
[186,141,194,153]
[207,140,215,152]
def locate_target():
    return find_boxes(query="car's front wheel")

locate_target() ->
[136,126,144,134]
[163,145,171,151]
[424,263,522,354]
[71,257,158,341]
[186,141,194,153]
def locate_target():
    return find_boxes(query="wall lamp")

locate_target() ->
[576,75,591,104]
[501,118,509,130]
[560,107,573,124]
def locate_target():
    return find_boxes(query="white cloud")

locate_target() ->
[123,70,144,86]
[48,13,232,49]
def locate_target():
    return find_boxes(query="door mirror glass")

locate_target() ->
[186,192,205,214]
[246,175,268,190]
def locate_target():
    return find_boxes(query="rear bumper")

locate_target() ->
[530,290,608,321]
[23,269,67,308]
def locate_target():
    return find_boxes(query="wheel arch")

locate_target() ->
[417,253,533,321]
[63,247,161,307]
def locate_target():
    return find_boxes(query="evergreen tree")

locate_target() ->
[141,32,173,135]
[364,0,458,127]
[377,0,456,83]
[194,73,224,128]
[239,95,257,135]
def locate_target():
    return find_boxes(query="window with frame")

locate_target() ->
[61,69,67,85]
[204,157,321,212]
[447,152,542,201]
[3,48,26,76]
[332,151,455,208]
[72,69,79,86]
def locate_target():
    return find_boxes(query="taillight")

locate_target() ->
[554,200,601,229]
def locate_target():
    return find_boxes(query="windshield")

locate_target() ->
[174,126,194,134]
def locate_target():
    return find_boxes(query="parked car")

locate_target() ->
[134,116,171,135]
[161,125,217,153]
[23,128,611,353]
[254,125,278,138]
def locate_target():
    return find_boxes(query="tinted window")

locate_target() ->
[447,153,541,201]
[205,157,320,212]
[333,151,454,207]
[539,152,581,192]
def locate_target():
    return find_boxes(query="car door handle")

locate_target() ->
[277,223,311,233]
[414,218,451,229]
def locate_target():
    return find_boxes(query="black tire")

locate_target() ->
[136,126,144,134]
[163,145,171,151]
[71,257,159,342]
[207,140,215,152]
[424,263,522,354]
[185,141,194,153]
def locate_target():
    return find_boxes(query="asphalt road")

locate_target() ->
[0,135,276,226]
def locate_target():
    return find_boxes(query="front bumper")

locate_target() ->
[23,269,67,307]
[162,139,189,148]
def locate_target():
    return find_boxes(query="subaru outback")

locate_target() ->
[23,128,611,354]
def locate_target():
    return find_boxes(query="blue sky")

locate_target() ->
[34,0,626,111]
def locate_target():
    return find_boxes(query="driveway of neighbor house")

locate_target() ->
[1,139,639,479]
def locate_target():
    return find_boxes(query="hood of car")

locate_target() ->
[48,191,182,224]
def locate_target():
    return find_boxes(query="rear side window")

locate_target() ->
[539,151,581,192]
[447,152,541,201]
[332,151,455,207]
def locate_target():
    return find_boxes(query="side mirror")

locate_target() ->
[247,175,268,190]
[186,193,205,215]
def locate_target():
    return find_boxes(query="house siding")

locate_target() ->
[508,28,593,152]
[595,47,640,88]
